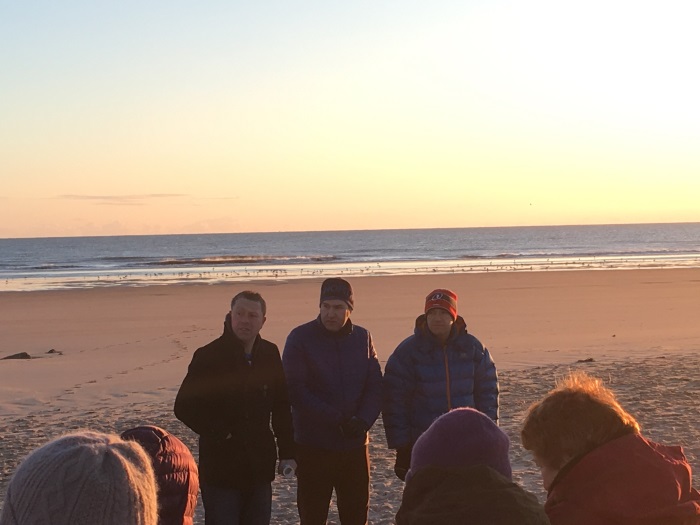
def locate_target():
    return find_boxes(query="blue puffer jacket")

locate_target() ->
[282,317,383,451]
[382,315,499,450]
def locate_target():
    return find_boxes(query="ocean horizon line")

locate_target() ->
[3,220,699,241]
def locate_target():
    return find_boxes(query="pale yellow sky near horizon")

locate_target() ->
[1,1,699,238]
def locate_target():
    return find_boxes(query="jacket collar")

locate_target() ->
[546,429,636,494]
[223,313,261,350]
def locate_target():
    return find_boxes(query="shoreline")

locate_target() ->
[4,253,700,292]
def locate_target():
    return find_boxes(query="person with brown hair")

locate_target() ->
[175,290,295,525]
[521,371,700,525]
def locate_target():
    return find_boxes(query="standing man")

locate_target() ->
[282,278,383,525]
[174,291,295,525]
[383,288,499,481]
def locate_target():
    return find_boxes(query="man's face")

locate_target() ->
[230,298,266,345]
[320,299,351,332]
[426,308,454,341]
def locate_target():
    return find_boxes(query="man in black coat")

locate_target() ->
[175,291,295,525]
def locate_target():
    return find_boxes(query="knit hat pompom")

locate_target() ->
[320,278,354,311]
[0,431,158,525]
[425,289,458,320]
[407,407,511,482]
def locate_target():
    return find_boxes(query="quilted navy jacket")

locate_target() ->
[282,317,383,450]
[382,315,499,450]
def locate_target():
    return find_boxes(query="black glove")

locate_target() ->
[394,445,412,481]
[339,417,368,438]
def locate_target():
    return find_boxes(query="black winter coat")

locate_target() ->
[396,465,550,525]
[174,315,294,488]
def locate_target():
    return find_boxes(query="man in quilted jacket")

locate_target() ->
[382,288,499,481]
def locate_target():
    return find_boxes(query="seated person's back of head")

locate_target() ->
[396,407,549,525]
[121,425,200,525]
[522,371,700,525]
[0,431,158,525]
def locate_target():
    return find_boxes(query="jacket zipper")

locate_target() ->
[443,345,452,410]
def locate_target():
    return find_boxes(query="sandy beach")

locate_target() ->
[2,268,700,523]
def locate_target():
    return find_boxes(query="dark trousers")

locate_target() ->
[296,443,370,525]
[200,481,272,525]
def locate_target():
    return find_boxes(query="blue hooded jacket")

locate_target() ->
[382,315,499,450]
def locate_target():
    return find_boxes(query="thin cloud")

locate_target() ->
[200,196,240,200]
[58,194,187,206]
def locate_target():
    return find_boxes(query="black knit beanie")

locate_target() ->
[319,278,354,311]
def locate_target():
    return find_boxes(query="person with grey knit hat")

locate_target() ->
[396,408,549,525]
[0,430,158,525]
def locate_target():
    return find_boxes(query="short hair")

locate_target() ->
[521,371,640,470]
[230,290,266,316]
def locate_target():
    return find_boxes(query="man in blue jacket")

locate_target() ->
[382,288,499,481]
[282,278,383,525]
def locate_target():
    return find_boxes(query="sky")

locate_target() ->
[1,0,699,238]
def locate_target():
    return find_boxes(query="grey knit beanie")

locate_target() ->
[0,431,158,525]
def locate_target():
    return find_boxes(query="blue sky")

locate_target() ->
[1,1,699,237]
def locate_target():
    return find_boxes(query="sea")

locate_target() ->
[1,223,699,292]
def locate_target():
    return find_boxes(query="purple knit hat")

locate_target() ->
[406,407,512,482]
